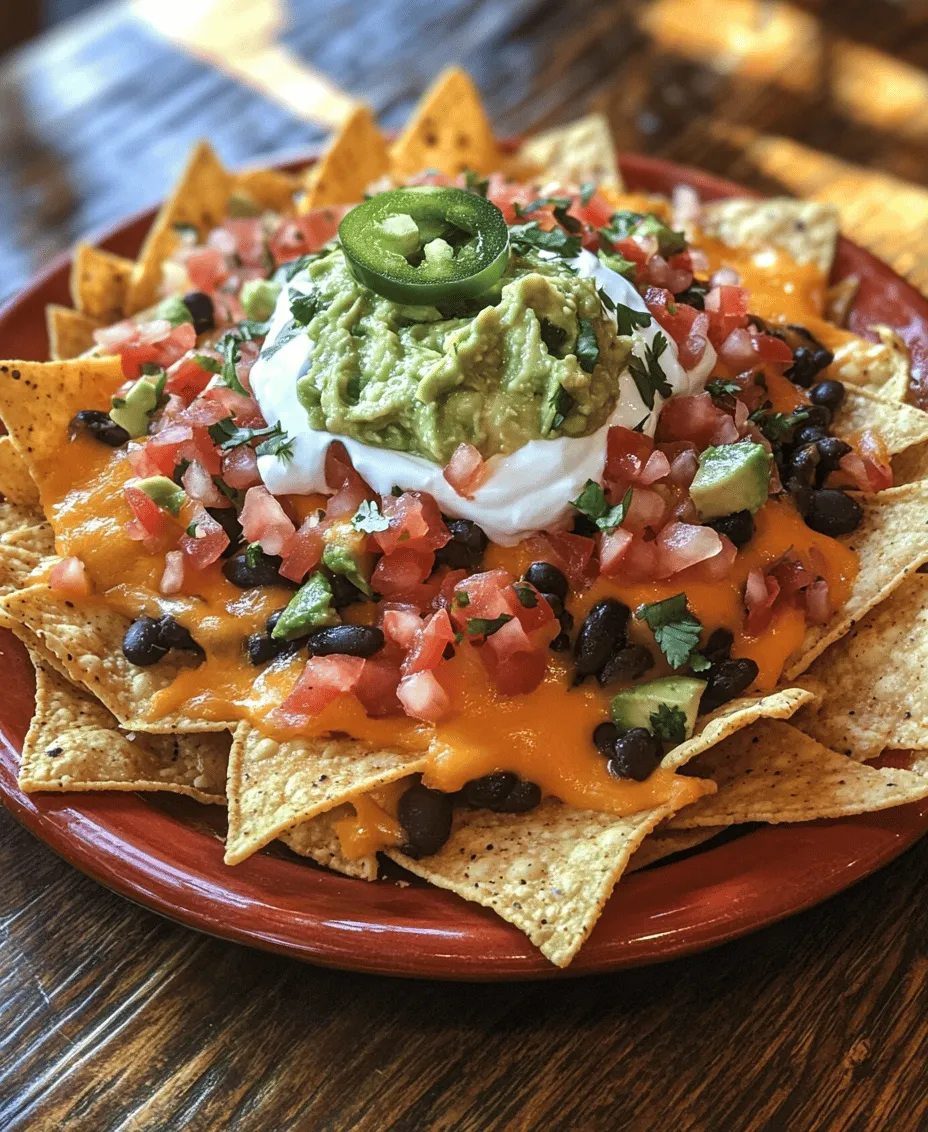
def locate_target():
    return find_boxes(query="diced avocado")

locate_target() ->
[271,571,339,641]
[321,521,374,598]
[137,475,187,516]
[379,213,420,257]
[110,374,163,438]
[689,439,772,521]
[240,278,282,321]
[155,295,194,328]
[610,676,707,743]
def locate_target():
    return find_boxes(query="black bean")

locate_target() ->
[572,513,598,538]
[502,780,542,813]
[182,290,215,335]
[802,404,832,430]
[461,771,518,808]
[433,518,488,572]
[608,728,663,782]
[266,609,285,636]
[68,409,130,448]
[304,625,384,658]
[815,436,852,481]
[700,658,760,713]
[803,489,863,536]
[809,380,845,413]
[549,632,571,652]
[206,506,243,557]
[398,783,453,858]
[222,550,290,588]
[246,633,288,666]
[706,509,754,548]
[702,628,734,666]
[326,570,365,609]
[597,645,654,687]
[524,561,568,602]
[592,721,620,758]
[541,590,574,646]
[794,424,827,447]
[786,343,834,388]
[786,444,821,490]
[155,615,203,655]
[122,617,169,666]
[573,598,630,683]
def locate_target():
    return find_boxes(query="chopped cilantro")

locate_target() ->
[512,582,538,609]
[749,407,810,442]
[351,499,390,534]
[276,253,320,283]
[509,221,582,258]
[666,301,678,315]
[220,336,248,396]
[650,703,688,744]
[706,378,741,402]
[466,613,513,638]
[631,414,649,433]
[245,542,262,568]
[597,249,637,279]
[597,287,616,313]
[550,384,575,431]
[579,181,596,206]
[628,332,672,410]
[208,418,290,453]
[454,590,471,608]
[571,481,633,534]
[614,304,652,335]
[690,651,712,673]
[289,288,321,326]
[635,593,704,671]
[601,211,687,257]
[553,203,582,234]
[192,353,222,375]
[463,169,490,197]
[236,318,271,341]
[256,431,295,463]
[576,318,600,373]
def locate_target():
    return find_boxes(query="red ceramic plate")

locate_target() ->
[1,153,927,981]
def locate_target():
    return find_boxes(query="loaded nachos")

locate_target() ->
[3,68,928,968]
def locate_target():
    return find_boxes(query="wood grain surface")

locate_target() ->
[3,1,928,1128]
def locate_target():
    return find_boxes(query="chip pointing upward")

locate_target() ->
[301,105,390,211]
[390,66,501,179]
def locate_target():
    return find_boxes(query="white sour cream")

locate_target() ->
[250,249,715,545]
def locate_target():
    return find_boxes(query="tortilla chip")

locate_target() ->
[830,326,910,402]
[387,799,675,968]
[69,243,134,323]
[892,440,928,485]
[224,722,427,865]
[832,386,928,456]
[825,275,859,328]
[234,166,299,213]
[280,805,379,881]
[663,686,815,769]
[700,198,839,276]
[669,719,928,828]
[784,481,928,679]
[20,655,228,803]
[0,436,39,506]
[301,106,390,211]
[0,499,47,539]
[517,113,621,189]
[0,356,124,497]
[626,825,726,873]
[0,584,227,733]
[125,141,234,314]
[46,305,102,361]
[793,575,928,760]
[390,67,501,180]
[0,545,49,597]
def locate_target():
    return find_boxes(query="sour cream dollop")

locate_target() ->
[250,249,715,545]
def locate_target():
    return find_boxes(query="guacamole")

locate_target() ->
[291,248,631,464]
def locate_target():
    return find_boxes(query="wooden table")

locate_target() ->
[2,2,928,1127]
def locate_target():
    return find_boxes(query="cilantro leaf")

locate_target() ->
[576,318,600,373]
[208,418,290,453]
[597,249,637,279]
[509,221,582,259]
[600,211,687,257]
[706,378,741,402]
[220,336,248,396]
[550,384,575,431]
[749,407,810,442]
[579,181,596,206]
[463,169,490,197]
[571,481,633,534]
[261,319,304,359]
[614,304,652,335]
[553,203,582,234]
[466,613,513,638]
[351,499,390,534]
[289,288,321,326]
[192,353,222,375]
[512,582,538,609]
[276,253,320,283]
[244,542,263,568]
[632,414,649,433]
[256,431,295,463]
[690,652,712,673]
[635,593,704,670]
[650,703,688,744]
[628,332,672,410]
[597,286,616,313]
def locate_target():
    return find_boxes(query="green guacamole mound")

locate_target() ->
[294,247,631,465]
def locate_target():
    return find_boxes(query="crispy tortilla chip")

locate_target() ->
[234,166,299,213]
[517,113,621,189]
[20,655,228,802]
[830,326,910,402]
[0,436,39,506]
[700,198,839,276]
[825,275,859,328]
[832,386,928,456]
[224,722,427,865]
[626,825,726,873]
[0,499,47,540]
[663,687,814,769]
[0,584,228,733]
[125,141,234,314]
[793,575,928,760]
[892,440,928,485]
[784,481,928,679]
[390,67,501,180]
[669,720,928,827]
[69,243,134,323]
[0,356,124,497]
[0,544,49,597]
[280,805,379,881]
[46,304,102,361]
[387,799,676,968]
[301,105,390,210]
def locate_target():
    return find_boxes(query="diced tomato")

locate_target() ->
[541,531,596,588]
[656,392,730,449]
[857,429,893,491]
[375,491,451,555]
[622,487,667,534]
[372,547,435,597]
[432,567,468,611]
[222,445,262,490]
[278,517,324,583]
[704,285,750,348]
[396,670,451,722]
[599,528,634,576]
[480,618,548,696]
[182,459,226,507]
[49,556,92,597]
[770,554,815,598]
[443,442,487,498]
[805,578,831,624]
[503,582,555,634]
[403,608,455,675]
[450,569,511,629]
[382,607,424,650]
[605,426,654,483]
[239,486,296,555]
[124,484,170,545]
[678,533,737,583]
[203,386,265,426]
[644,288,708,370]
[185,245,228,291]
[354,658,403,717]
[278,655,366,719]
[160,550,185,595]
[163,397,229,429]
[655,522,723,578]
[219,218,268,269]
[269,207,351,263]
[608,533,660,582]
[485,176,537,224]
[709,414,741,446]
[165,353,215,402]
[750,332,794,366]
[180,508,230,569]
[745,568,781,635]
[144,422,221,476]
[324,442,374,519]
[665,445,699,489]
